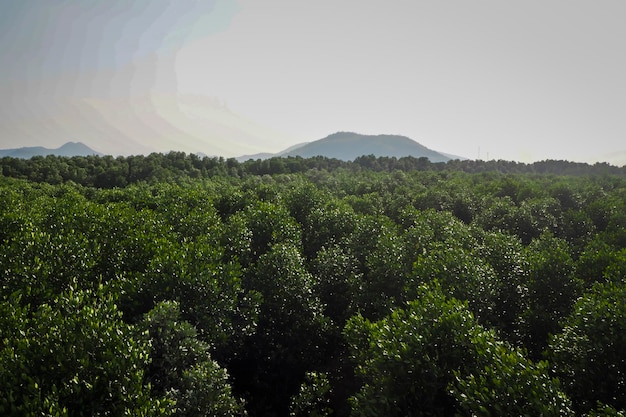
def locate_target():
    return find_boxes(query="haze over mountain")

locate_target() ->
[0,142,102,159]
[0,132,455,164]
[237,142,311,162]
[275,132,451,162]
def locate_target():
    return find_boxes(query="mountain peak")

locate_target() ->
[57,142,101,154]
[0,142,102,158]
[281,132,450,162]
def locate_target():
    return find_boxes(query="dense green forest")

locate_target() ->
[1,153,625,416]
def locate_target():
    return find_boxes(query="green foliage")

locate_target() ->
[450,335,572,417]
[548,281,626,413]
[586,404,626,417]
[301,200,357,261]
[238,201,302,265]
[345,285,479,417]
[138,236,245,346]
[289,372,332,417]
[346,284,571,417]
[410,243,499,325]
[1,158,624,416]
[311,243,360,324]
[472,230,530,341]
[139,301,245,417]
[519,232,583,357]
[0,285,169,416]
[232,243,329,416]
[576,238,626,286]
[179,361,246,417]
[246,243,324,333]
[347,215,406,319]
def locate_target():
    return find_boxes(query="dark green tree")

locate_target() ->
[519,232,582,358]
[345,284,572,417]
[139,301,245,417]
[0,285,168,416]
[232,243,328,417]
[548,281,626,414]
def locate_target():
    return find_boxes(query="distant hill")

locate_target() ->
[237,133,452,162]
[236,142,312,162]
[280,132,451,162]
[0,142,102,158]
[441,152,468,161]
[236,152,277,162]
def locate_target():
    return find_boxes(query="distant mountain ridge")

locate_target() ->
[238,132,451,162]
[236,142,312,162]
[0,142,102,158]
[2,133,456,163]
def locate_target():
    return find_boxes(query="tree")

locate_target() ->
[311,243,360,325]
[548,281,626,414]
[576,238,625,286]
[0,285,168,416]
[409,242,499,326]
[345,284,572,417]
[232,243,328,417]
[519,232,582,358]
[237,201,302,266]
[139,301,245,417]
[450,333,572,417]
[473,230,530,342]
[137,236,247,348]
[289,372,332,417]
[345,285,478,416]
[301,200,357,261]
[348,214,406,319]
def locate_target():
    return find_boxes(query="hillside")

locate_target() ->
[0,142,102,158]
[280,132,451,162]
[236,142,311,162]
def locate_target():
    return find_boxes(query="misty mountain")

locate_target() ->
[236,142,312,162]
[239,132,451,162]
[0,142,102,159]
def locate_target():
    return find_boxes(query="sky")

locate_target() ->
[1,0,625,164]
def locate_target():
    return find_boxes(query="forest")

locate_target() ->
[1,152,625,416]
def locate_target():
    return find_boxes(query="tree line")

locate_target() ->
[1,155,625,416]
[1,152,624,188]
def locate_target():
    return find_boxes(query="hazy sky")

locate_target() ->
[1,0,625,163]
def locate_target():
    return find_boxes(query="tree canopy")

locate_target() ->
[1,153,624,416]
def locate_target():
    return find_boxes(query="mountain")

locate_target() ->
[0,142,102,158]
[235,152,277,162]
[279,132,451,162]
[236,142,312,162]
